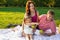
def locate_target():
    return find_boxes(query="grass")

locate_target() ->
[0,7,60,28]
[0,12,24,28]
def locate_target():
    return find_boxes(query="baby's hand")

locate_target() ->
[22,31,25,37]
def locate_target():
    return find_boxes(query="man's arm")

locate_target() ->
[51,21,56,34]
[47,21,56,36]
[43,21,56,36]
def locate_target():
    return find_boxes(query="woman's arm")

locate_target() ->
[22,13,28,31]
[22,13,26,32]
[22,21,24,32]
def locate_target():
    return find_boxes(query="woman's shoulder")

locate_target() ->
[24,13,28,18]
[24,12,27,16]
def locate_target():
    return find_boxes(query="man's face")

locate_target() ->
[47,13,54,21]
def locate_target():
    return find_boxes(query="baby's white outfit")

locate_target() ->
[24,24,33,34]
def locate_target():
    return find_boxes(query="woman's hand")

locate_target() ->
[31,22,39,25]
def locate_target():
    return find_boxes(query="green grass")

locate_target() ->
[0,7,60,19]
[0,7,25,12]
[0,7,60,28]
[0,12,24,28]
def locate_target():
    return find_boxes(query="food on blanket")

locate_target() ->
[39,30,44,34]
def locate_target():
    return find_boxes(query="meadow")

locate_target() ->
[0,7,60,28]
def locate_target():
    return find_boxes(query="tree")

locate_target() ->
[0,0,7,7]
[55,0,60,7]
[43,0,56,7]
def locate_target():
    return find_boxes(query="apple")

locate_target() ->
[32,25,35,29]
[39,30,44,34]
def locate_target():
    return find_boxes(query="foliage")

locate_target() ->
[0,0,60,7]
[0,12,24,28]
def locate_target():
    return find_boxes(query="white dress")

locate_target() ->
[24,24,33,34]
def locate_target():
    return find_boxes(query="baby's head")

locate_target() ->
[24,16,31,24]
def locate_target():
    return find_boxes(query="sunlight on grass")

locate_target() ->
[0,12,60,28]
[0,12,24,28]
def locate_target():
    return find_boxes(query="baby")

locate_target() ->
[22,17,38,40]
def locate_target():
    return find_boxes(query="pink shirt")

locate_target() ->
[39,14,56,33]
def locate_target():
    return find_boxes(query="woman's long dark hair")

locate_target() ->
[26,1,36,16]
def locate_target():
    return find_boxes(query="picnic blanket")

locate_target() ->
[0,25,60,40]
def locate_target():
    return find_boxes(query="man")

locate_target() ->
[38,10,56,36]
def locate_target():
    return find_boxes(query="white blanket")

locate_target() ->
[0,25,60,40]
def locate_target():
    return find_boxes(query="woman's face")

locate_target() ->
[29,3,35,11]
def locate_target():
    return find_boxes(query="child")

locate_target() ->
[22,17,33,40]
[22,17,38,40]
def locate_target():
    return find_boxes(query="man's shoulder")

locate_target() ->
[39,14,46,18]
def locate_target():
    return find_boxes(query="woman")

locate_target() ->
[25,0,39,22]
[22,0,39,37]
